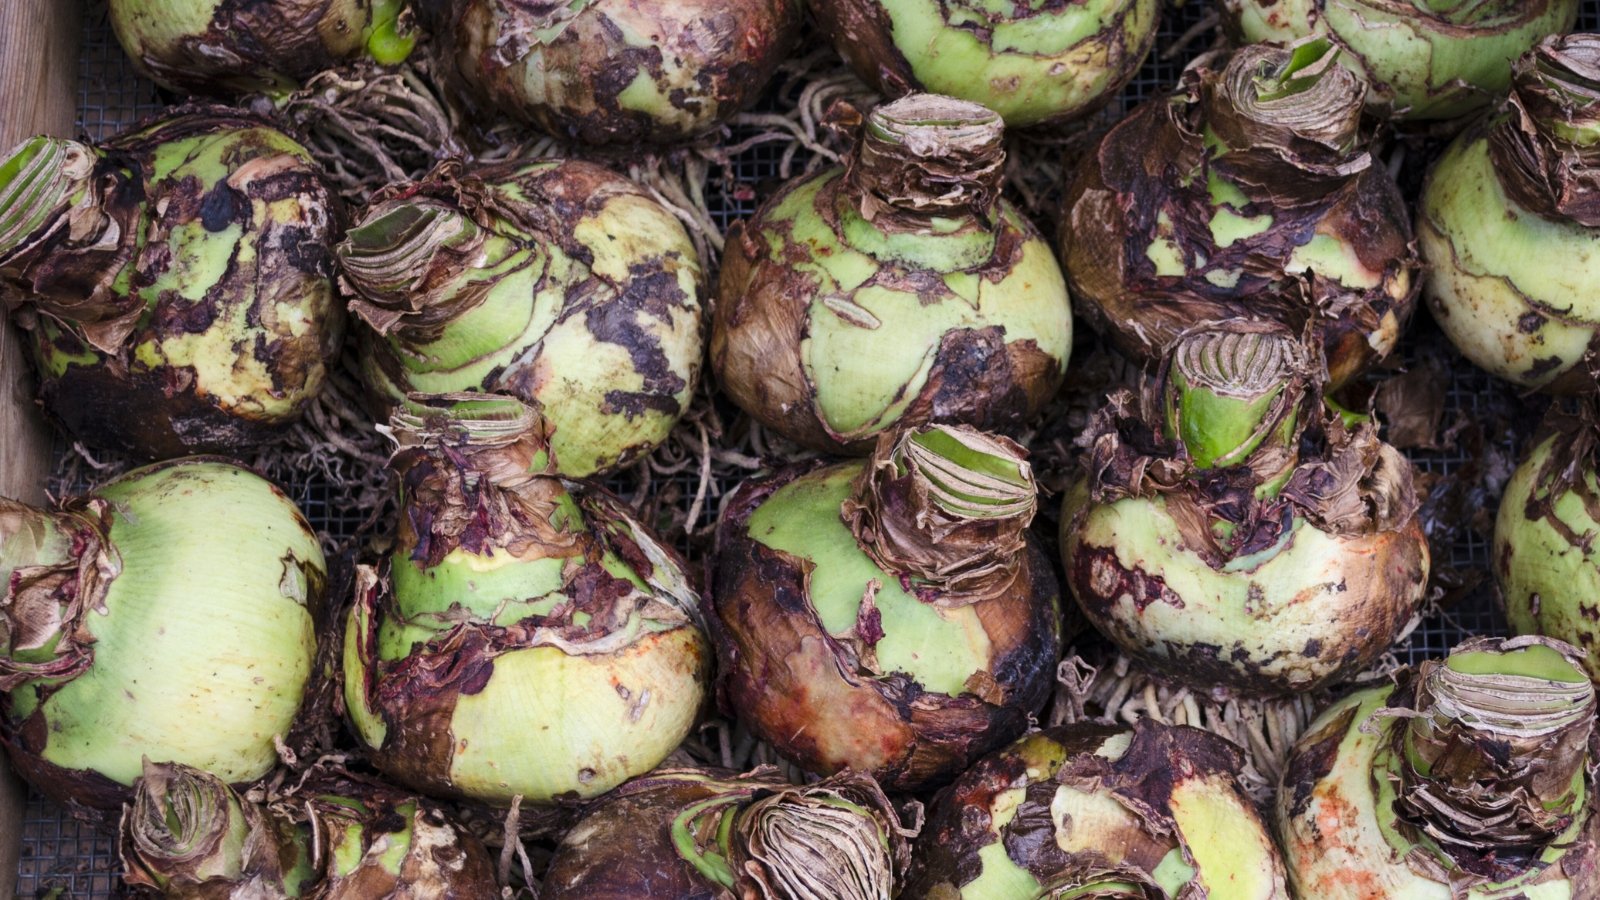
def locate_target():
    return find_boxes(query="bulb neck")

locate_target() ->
[844,424,1035,605]
[1397,637,1596,863]
[1202,39,1369,191]
[1161,326,1305,493]
[735,785,895,900]
[1490,34,1600,226]
[847,94,1005,229]
[339,198,486,339]
[0,136,98,262]
[123,761,252,888]
[387,393,579,568]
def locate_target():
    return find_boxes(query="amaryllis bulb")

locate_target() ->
[1494,399,1600,682]
[0,110,344,459]
[342,394,709,805]
[426,0,800,144]
[907,721,1289,898]
[108,0,416,96]
[808,0,1160,127]
[1060,38,1417,388]
[715,94,1073,454]
[711,422,1062,790]
[339,158,703,478]
[1061,321,1428,695]
[0,460,323,813]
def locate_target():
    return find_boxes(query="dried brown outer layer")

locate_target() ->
[0,106,342,458]
[388,396,567,568]
[0,499,117,693]
[1489,34,1600,227]
[426,0,801,144]
[543,767,912,900]
[907,720,1269,896]
[1,499,127,815]
[709,461,1060,792]
[842,426,1035,606]
[1060,46,1417,387]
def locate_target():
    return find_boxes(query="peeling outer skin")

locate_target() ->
[2,106,343,460]
[1219,0,1578,123]
[108,0,407,96]
[349,158,702,479]
[1277,685,1600,899]
[1494,425,1600,683]
[1059,58,1417,389]
[1422,125,1600,394]
[908,720,1289,898]
[808,0,1159,128]
[1061,479,1428,696]
[428,0,801,145]
[306,791,500,899]
[713,167,1072,456]
[1,459,325,814]
[543,767,913,900]
[0,499,117,693]
[708,461,1061,792]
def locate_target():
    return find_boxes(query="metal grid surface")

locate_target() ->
[14,2,1600,895]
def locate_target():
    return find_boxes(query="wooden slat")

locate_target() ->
[0,0,82,893]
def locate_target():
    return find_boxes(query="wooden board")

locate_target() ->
[0,0,83,891]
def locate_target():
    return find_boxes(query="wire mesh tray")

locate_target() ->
[15,2,1598,895]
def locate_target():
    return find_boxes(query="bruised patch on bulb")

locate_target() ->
[1070,543,1186,616]
[37,357,290,460]
[1282,705,1357,820]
